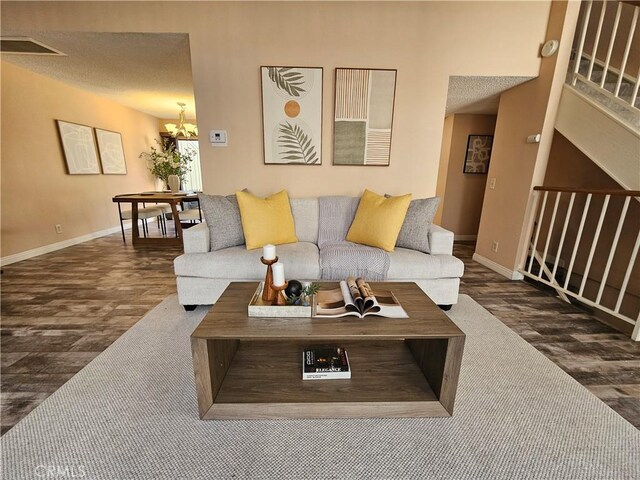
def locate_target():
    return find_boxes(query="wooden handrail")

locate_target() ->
[533,186,640,196]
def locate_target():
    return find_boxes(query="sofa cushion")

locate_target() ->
[319,242,390,281]
[396,196,440,254]
[198,192,244,251]
[236,190,298,249]
[290,198,319,244]
[387,248,464,279]
[346,189,412,251]
[317,196,360,247]
[174,242,320,280]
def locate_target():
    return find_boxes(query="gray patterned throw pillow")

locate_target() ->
[393,196,440,254]
[198,192,245,251]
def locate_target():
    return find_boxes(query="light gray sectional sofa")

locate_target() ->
[174,197,464,309]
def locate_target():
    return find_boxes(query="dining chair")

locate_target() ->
[178,207,203,224]
[162,201,202,236]
[117,204,166,243]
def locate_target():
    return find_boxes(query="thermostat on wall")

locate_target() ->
[209,130,228,147]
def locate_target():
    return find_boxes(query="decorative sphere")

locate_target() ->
[285,280,303,298]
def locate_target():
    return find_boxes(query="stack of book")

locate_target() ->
[302,347,351,380]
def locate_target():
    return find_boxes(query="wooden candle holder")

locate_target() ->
[260,256,279,302]
[271,282,288,306]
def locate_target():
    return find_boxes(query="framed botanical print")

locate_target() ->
[463,135,493,174]
[333,68,397,166]
[56,120,101,174]
[260,66,323,165]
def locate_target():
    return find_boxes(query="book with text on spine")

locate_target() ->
[302,347,351,380]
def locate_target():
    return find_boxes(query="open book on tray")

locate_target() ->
[312,277,408,319]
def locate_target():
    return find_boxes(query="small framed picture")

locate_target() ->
[56,120,101,174]
[463,135,493,174]
[95,128,127,174]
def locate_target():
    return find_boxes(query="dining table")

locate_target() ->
[112,191,200,247]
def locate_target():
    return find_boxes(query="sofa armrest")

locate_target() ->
[429,224,454,255]
[183,222,210,253]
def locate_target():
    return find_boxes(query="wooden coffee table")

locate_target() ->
[191,282,465,420]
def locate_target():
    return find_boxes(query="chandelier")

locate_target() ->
[164,102,198,138]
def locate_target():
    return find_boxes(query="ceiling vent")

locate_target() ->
[1,37,65,56]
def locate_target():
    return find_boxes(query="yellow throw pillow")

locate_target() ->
[236,190,298,250]
[346,189,412,252]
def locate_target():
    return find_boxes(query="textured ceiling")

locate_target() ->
[446,76,534,115]
[1,32,195,118]
[2,33,530,120]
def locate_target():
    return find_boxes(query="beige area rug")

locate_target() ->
[1,294,639,479]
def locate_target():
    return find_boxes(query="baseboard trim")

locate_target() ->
[454,234,477,241]
[472,253,524,281]
[1,223,131,267]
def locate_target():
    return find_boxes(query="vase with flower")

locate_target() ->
[139,139,194,192]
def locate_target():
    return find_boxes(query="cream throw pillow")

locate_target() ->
[346,189,412,252]
[236,190,298,250]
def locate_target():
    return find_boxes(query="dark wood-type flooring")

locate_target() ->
[1,231,638,434]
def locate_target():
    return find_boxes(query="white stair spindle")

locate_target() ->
[600,2,622,89]
[588,0,608,81]
[596,196,630,304]
[551,192,576,280]
[564,193,592,290]
[614,6,639,97]
[573,0,593,85]
[519,190,542,271]
[578,195,610,297]
[633,311,640,341]
[614,228,640,313]
[632,64,640,107]
[528,191,549,273]
[539,192,561,280]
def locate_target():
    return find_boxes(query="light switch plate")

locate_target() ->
[209,130,228,147]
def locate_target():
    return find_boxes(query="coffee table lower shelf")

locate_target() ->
[191,339,461,420]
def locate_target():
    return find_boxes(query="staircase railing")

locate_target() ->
[571,0,640,111]
[519,186,640,340]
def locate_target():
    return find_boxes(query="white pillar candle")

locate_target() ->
[272,262,285,287]
[263,244,276,260]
